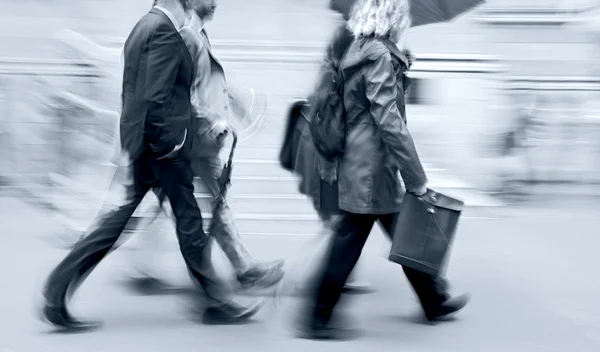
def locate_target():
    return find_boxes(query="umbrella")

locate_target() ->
[329,0,486,27]
[410,0,486,27]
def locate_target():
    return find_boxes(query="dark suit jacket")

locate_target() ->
[119,8,194,163]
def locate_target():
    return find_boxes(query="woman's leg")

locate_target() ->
[309,211,377,327]
[378,213,469,320]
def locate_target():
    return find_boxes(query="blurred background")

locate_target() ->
[2,0,600,214]
[1,1,600,351]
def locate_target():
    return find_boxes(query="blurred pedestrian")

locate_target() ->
[297,0,469,340]
[283,0,375,295]
[123,0,284,295]
[40,0,261,332]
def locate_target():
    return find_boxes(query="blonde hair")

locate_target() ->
[347,0,411,49]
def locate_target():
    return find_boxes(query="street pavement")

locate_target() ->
[1,196,600,351]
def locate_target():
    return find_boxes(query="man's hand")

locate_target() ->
[209,120,231,148]
[157,128,187,160]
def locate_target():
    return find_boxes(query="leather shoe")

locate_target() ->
[40,304,103,333]
[424,293,471,322]
[202,300,263,325]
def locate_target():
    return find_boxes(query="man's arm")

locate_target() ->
[180,28,229,150]
[179,28,213,123]
[143,22,183,157]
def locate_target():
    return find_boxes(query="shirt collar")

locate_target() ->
[188,11,204,32]
[154,5,181,30]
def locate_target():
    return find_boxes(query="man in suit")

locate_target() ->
[40,0,260,332]
[125,0,284,295]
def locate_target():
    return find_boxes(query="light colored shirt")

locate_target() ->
[182,11,231,139]
[188,10,204,31]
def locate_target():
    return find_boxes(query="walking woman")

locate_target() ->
[291,0,374,295]
[298,0,469,340]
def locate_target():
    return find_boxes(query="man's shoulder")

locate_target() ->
[134,11,178,37]
[179,27,202,44]
[179,27,205,53]
[127,11,172,44]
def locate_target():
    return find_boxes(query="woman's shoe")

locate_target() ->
[424,293,471,322]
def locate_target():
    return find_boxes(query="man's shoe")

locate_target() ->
[40,304,103,333]
[202,300,263,325]
[237,260,285,289]
[424,293,471,322]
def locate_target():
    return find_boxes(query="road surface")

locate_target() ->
[0,196,599,351]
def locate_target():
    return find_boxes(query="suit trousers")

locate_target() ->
[310,211,449,325]
[133,154,255,277]
[43,155,232,307]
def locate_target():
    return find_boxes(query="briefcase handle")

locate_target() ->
[413,189,465,213]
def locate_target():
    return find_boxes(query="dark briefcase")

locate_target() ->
[389,189,464,277]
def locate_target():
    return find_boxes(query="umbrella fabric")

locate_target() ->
[330,0,485,27]
[410,0,486,27]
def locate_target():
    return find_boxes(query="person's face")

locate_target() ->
[329,0,355,20]
[191,0,217,21]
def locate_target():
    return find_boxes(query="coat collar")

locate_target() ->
[378,38,411,69]
[342,36,411,73]
[151,6,182,30]
[188,11,205,33]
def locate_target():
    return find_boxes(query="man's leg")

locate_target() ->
[378,213,469,321]
[149,156,226,303]
[124,189,175,294]
[42,162,151,330]
[148,156,260,323]
[193,156,284,288]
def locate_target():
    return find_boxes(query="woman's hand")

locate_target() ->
[402,49,414,69]
[409,184,428,197]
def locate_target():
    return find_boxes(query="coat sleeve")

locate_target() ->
[365,52,428,193]
[143,22,182,156]
[181,29,211,122]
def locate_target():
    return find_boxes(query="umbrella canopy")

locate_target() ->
[329,0,486,27]
[411,0,486,27]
